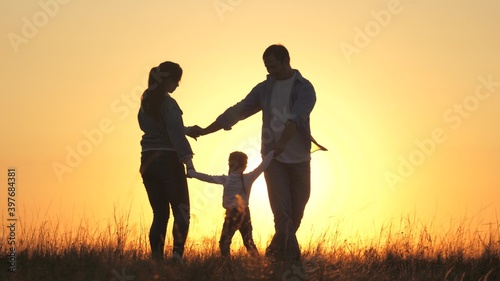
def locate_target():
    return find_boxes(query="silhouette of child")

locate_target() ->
[187,150,274,257]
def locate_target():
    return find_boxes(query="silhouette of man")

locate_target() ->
[193,44,326,262]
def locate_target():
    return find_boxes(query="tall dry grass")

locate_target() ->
[1,208,499,281]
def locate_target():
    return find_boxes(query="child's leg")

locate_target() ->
[219,208,240,256]
[239,207,258,256]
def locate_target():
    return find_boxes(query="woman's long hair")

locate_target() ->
[140,61,182,122]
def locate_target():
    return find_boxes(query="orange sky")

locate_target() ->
[1,0,500,246]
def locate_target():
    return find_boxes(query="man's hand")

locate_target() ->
[186,121,224,140]
[273,146,284,158]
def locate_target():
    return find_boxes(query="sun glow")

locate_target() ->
[1,1,500,258]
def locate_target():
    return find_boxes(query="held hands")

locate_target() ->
[186,168,196,178]
[186,121,223,140]
[185,125,204,140]
[184,159,195,178]
[191,125,205,137]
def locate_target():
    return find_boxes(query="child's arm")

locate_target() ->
[245,150,275,183]
[187,169,226,185]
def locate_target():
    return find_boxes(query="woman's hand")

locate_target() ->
[185,125,203,140]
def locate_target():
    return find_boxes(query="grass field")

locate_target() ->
[1,210,499,281]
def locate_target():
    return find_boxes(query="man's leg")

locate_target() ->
[264,159,295,260]
[289,161,310,232]
[287,161,311,261]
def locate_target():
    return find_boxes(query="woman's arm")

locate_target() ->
[162,97,194,162]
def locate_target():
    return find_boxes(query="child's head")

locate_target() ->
[228,151,248,173]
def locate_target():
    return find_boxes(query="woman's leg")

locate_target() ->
[169,157,190,257]
[141,151,170,260]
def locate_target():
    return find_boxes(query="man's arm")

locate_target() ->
[201,121,224,136]
[274,121,297,157]
[290,80,316,128]
[193,83,264,137]
[187,121,223,137]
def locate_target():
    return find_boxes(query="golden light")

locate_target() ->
[1,0,500,255]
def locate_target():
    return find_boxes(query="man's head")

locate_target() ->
[263,44,294,80]
[228,151,248,173]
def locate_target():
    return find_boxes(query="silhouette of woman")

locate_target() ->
[138,61,194,262]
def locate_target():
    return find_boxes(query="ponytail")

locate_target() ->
[140,62,182,122]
